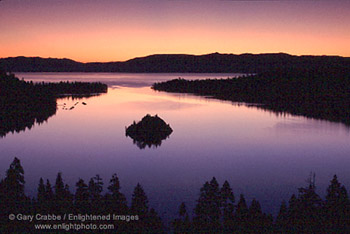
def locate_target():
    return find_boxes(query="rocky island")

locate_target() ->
[125,114,173,149]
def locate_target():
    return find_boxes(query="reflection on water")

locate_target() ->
[0,103,56,138]
[120,100,203,111]
[0,94,105,138]
[1,73,350,223]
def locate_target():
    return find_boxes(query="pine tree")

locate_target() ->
[45,179,54,201]
[193,177,222,233]
[179,202,187,217]
[89,174,103,200]
[221,180,235,232]
[88,175,104,213]
[37,178,45,203]
[0,158,29,233]
[36,178,46,212]
[54,172,72,213]
[131,183,149,217]
[275,200,288,232]
[324,175,350,232]
[54,172,65,200]
[42,179,54,212]
[75,178,89,213]
[130,183,150,232]
[286,194,299,231]
[4,157,25,201]
[106,173,127,213]
[235,194,249,232]
[108,173,120,195]
[248,199,264,232]
[296,173,323,233]
[173,202,192,233]
[147,208,164,233]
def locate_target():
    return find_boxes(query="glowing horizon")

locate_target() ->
[1,0,350,62]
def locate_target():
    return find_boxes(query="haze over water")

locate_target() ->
[1,73,350,222]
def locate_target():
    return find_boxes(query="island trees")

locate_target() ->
[125,114,173,149]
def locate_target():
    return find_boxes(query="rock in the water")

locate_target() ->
[125,114,173,149]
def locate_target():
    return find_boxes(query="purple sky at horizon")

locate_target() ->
[1,0,349,62]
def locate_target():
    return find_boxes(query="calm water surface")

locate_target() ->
[1,73,350,222]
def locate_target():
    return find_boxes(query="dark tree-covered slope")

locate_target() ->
[153,66,350,125]
[1,53,350,73]
[0,71,107,137]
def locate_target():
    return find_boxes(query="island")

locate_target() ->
[125,114,173,149]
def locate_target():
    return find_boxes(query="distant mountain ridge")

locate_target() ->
[1,53,350,73]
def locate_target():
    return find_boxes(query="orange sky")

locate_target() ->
[1,0,349,62]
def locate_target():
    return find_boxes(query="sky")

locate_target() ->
[0,0,350,62]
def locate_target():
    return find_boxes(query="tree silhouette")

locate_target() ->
[103,173,129,232]
[179,202,187,217]
[0,157,30,233]
[75,178,90,213]
[45,179,54,204]
[286,194,299,232]
[54,172,65,199]
[36,178,46,212]
[0,178,5,231]
[131,183,149,217]
[324,175,350,232]
[37,178,45,203]
[2,157,350,233]
[105,173,127,214]
[220,180,235,232]
[4,157,25,201]
[147,208,164,234]
[295,173,323,233]
[235,194,249,232]
[88,174,104,213]
[172,202,192,233]
[130,183,158,233]
[193,177,223,232]
[248,199,273,232]
[275,200,288,232]
[53,172,73,213]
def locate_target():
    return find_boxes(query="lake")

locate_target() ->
[1,72,350,223]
